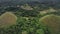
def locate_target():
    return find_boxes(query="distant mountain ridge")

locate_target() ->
[0,0,60,7]
[0,0,60,3]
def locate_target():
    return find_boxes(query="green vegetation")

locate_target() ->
[36,29,44,34]
[0,17,45,34]
[0,2,60,34]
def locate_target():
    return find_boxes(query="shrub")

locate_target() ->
[36,29,44,34]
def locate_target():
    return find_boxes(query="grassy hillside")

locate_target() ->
[40,15,60,34]
[0,12,17,28]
